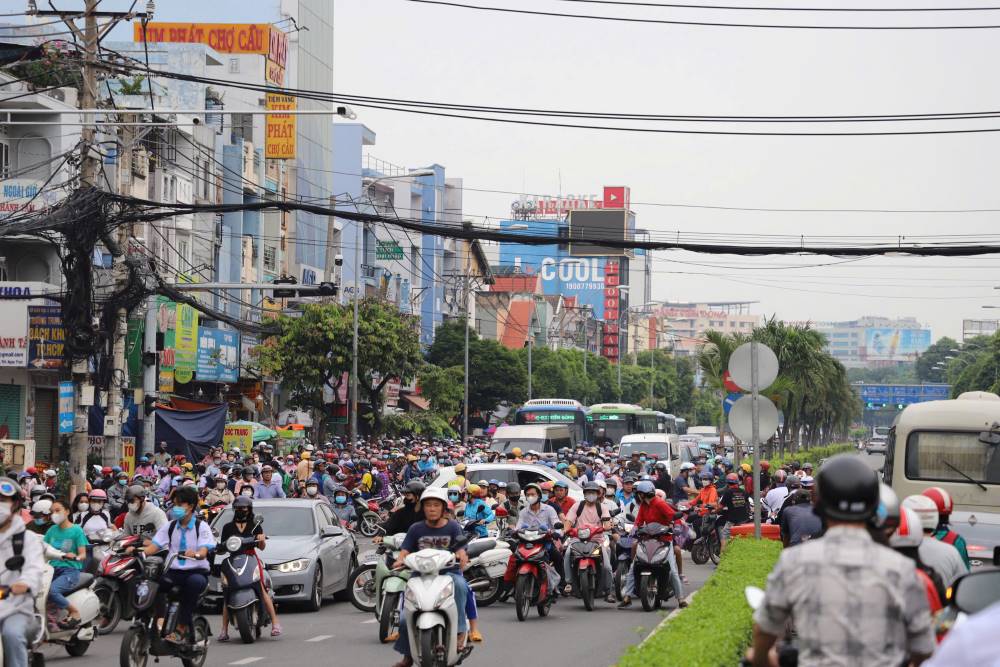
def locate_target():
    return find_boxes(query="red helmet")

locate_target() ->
[760,460,770,470]
[168,466,181,475]
[101,466,112,474]
[922,487,953,518]
[725,473,739,485]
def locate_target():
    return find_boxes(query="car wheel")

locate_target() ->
[306,566,323,612]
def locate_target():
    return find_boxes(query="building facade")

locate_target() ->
[815,316,931,368]
[658,302,759,357]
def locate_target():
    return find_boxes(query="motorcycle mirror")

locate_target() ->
[254,514,264,525]
[744,586,766,611]
[994,545,1000,567]
[952,570,1000,614]
[626,514,635,523]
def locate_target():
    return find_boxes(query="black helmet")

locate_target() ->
[404,480,426,495]
[506,482,520,495]
[125,485,147,502]
[816,455,879,521]
[233,495,253,518]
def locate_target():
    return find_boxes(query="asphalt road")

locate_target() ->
[47,544,715,667]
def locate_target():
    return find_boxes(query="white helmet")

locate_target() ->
[901,494,938,532]
[419,487,450,510]
[31,499,53,515]
[680,462,695,471]
[889,507,924,549]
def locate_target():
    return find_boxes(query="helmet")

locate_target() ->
[116,471,129,480]
[655,461,668,471]
[454,463,467,474]
[680,462,695,471]
[889,507,924,549]
[467,484,484,498]
[89,489,107,500]
[726,473,739,485]
[556,463,569,472]
[488,479,500,487]
[760,461,771,470]
[582,481,601,493]
[404,480,426,496]
[418,487,450,510]
[553,480,569,489]
[31,499,53,515]
[901,495,938,532]
[511,447,522,456]
[233,495,253,516]
[816,454,879,521]
[635,480,655,495]
[539,481,555,492]
[922,487,953,518]
[0,478,20,507]
[773,469,787,483]
[654,489,666,500]
[699,471,714,480]
[523,483,542,498]
[125,485,147,502]
[786,475,802,489]
[801,476,815,488]
[740,463,752,473]
[871,483,901,533]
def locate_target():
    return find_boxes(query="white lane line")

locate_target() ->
[361,618,377,624]
[306,634,334,642]
[229,658,264,666]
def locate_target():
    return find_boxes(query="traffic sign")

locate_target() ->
[728,394,780,443]
[58,381,74,434]
[729,342,779,391]
[376,240,404,260]
[723,392,742,415]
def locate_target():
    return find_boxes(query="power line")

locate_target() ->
[405,0,1000,29]
[553,0,1000,11]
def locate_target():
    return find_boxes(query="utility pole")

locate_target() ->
[350,220,363,447]
[462,272,470,444]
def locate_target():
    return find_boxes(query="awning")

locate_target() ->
[401,394,430,411]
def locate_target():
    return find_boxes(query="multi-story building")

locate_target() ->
[962,319,999,342]
[658,302,760,357]
[815,316,931,368]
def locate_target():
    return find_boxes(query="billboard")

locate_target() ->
[568,209,631,257]
[196,328,240,383]
[864,328,932,361]
[498,236,607,320]
[265,93,296,160]
[27,306,65,370]
[857,384,950,408]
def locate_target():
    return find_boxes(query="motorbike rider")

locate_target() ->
[671,463,697,503]
[463,484,495,539]
[74,488,112,539]
[718,472,750,545]
[505,483,563,589]
[550,480,576,521]
[921,486,971,569]
[778,487,822,547]
[618,480,685,609]
[216,496,282,641]
[563,482,616,604]
[140,485,215,644]
[254,465,286,500]
[391,488,470,667]
[447,483,467,519]
[900,494,967,587]
[746,455,934,667]
[123,485,168,539]
[890,507,945,613]
[42,500,87,630]
[330,487,356,527]
[0,477,46,667]
[108,471,129,518]
[303,478,328,506]
[27,498,53,535]
[503,482,524,516]
[378,480,426,542]
[204,475,236,506]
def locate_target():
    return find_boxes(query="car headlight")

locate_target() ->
[434,579,454,609]
[275,558,310,573]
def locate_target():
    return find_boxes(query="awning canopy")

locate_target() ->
[401,394,430,411]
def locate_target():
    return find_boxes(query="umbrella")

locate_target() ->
[228,420,278,443]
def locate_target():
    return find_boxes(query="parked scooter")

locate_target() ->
[216,515,272,644]
[633,522,676,612]
[689,510,721,566]
[401,548,474,667]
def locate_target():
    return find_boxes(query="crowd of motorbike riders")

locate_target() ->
[0,434,982,667]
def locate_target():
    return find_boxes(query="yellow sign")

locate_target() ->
[121,440,136,476]
[265,93,296,160]
[134,23,287,65]
[174,304,198,384]
[158,369,174,394]
[224,424,253,455]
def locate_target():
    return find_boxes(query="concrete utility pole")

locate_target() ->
[463,272,470,443]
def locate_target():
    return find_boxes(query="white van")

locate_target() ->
[489,424,574,455]
[618,433,679,478]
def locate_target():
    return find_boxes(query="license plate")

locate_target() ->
[361,551,378,564]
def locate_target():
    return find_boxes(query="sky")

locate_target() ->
[19,0,1000,340]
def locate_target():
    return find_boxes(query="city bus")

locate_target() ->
[655,412,678,434]
[675,417,688,435]
[514,399,590,447]
[588,403,657,447]
[884,391,1000,568]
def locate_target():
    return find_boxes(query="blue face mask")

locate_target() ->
[334,496,347,505]
[34,517,46,525]
[118,479,127,486]
[170,506,187,520]
[541,493,549,502]
[448,494,460,502]
[640,457,647,463]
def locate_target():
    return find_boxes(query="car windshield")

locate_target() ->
[212,506,316,537]
[490,438,546,453]
[620,441,670,459]
[904,431,1000,485]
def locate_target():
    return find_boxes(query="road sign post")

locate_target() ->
[751,342,761,539]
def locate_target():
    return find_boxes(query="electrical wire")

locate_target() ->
[553,0,1000,11]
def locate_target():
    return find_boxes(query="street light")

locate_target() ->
[349,168,434,446]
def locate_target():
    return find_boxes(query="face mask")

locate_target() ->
[34,517,47,525]
[90,502,103,512]
[78,502,90,513]
[640,457,647,463]
[541,493,549,503]
[118,479,127,486]
[0,503,11,523]
[216,482,226,490]
[606,491,615,498]
[525,495,539,505]
[235,511,250,521]
[128,502,140,513]
[52,512,66,525]
[213,460,221,466]
[306,487,318,496]
[241,489,253,497]
[584,493,598,503]
[170,506,187,520]
[334,496,347,505]
[448,494,460,502]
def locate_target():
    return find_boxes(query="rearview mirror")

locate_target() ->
[553,522,564,530]
[979,426,1000,446]
[254,514,264,525]
[626,514,635,523]
[609,508,621,517]
[321,524,343,538]
[952,570,1000,614]
[994,545,1000,567]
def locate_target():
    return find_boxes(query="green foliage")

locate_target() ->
[118,75,146,95]
[946,334,1000,397]
[847,364,918,385]
[381,411,456,438]
[355,299,423,431]
[418,364,465,415]
[915,336,959,383]
[739,442,856,470]
[617,537,784,667]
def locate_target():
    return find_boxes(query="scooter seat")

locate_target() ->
[65,573,95,596]
[466,540,497,559]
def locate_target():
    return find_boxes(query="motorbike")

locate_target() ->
[511,528,559,622]
[689,510,721,566]
[566,526,607,611]
[401,548,473,667]
[633,522,676,612]
[459,520,511,608]
[612,514,635,603]
[0,585,46,667]
[94,533,145,635]
[215,517,272,644]
[374,532,410,643]
[741,586,798,667]
[351,491,383,538]
[200,502,227,524]
[119,553,210,667]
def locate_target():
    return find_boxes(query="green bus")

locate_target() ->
[587,403,659,447]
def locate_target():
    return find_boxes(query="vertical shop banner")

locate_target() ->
[27,305,65,370]
[157,298,176,393]
[174,304,199,384]
[223,424,253,454]
[196,329,240,383]
[265,93,296,159]
[58,381,74,434]
[121,438,136,476]
[0,300,29,367]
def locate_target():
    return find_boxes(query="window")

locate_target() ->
[467,469,515,485]
[231,113,253,143]
[228,58,240,73]
[904,430,1000,485]
[0,140,9,178]
[517,470,556,490]
[263,245,277,271]
[177,239,189,266]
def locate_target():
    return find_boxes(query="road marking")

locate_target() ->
[306,634,334,642]
[361,618,377,624]
[229,659,264,666]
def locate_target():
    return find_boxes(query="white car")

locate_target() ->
[430,463,584,502]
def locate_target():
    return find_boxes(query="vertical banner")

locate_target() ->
[121,438,136,476]
[265,93,296,159]
[223,424,253,454]
[174,304,199,384]
[58,381,74,434]
[27,305,65,370]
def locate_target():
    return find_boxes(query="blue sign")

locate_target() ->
[58,381,74,434]
[723,392,742,415]
[856,383,950,409]
[196,329,240,383]
[864,328,932,361]
[498,220,608,319]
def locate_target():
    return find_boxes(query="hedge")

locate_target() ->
[617,537,784,667]
[739,442,856,471]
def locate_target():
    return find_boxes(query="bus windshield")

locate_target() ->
[592,419,631,447]
[904,431,1000,485]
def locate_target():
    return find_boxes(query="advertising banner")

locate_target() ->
[265,93,296,160]
[156,298,176,393]
[174,304,199,384]
[196,329,240,383]
[134,23,286,61]
[864,328,932,361]
[121,439,136,476]
[223,423,253,454]
[0,299,29,367]
[27,305,65,370]
[58,381,74,434]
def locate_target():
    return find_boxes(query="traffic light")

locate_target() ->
[897,403,904,410]
[315,282,338,297]
[272,276,297,298]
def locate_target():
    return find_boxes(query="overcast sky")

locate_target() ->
[84,1,1000,339]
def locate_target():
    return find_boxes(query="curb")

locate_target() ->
[637,588,698,648]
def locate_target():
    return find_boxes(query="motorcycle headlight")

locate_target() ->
[275,558,310,573]
[651,549,669,564]
[434,579,454,609]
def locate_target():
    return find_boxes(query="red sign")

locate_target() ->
[602,260,621,360]
[603,186,630,210]
[723,370,743,393]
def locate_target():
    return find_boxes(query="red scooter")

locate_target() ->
[511,528,558,622]
[566,526,606,611]
[93,534,145,635]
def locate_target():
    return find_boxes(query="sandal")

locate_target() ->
[271,624,282,637]
[217,630,230,642]
[469,630,483,642]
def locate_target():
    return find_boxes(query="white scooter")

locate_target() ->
[38,553,102,657]
[463,535,512,608]
[402,549,474,667]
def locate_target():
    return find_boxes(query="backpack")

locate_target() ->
[5,530,25,571]
[370,472,383,495]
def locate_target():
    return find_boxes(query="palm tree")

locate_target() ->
[696,330,746,450]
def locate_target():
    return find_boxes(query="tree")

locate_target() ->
[916,336,960,383]
[356,299,423,432]
[469,338,527,421]
[418,364,465,417]
[426,318,469,368]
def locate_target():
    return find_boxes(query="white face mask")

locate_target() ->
[0,502,12,523]
[306,487,318,496]
[128,502,140,513]
[584,493,599,503]
[216,482,226,490]
[52,512,66,525]
[524,495,539,505]
[241,489,253,497]
[78,503,90,513]
[90,502,103,512]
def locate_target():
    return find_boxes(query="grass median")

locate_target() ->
[617,537,784,667]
